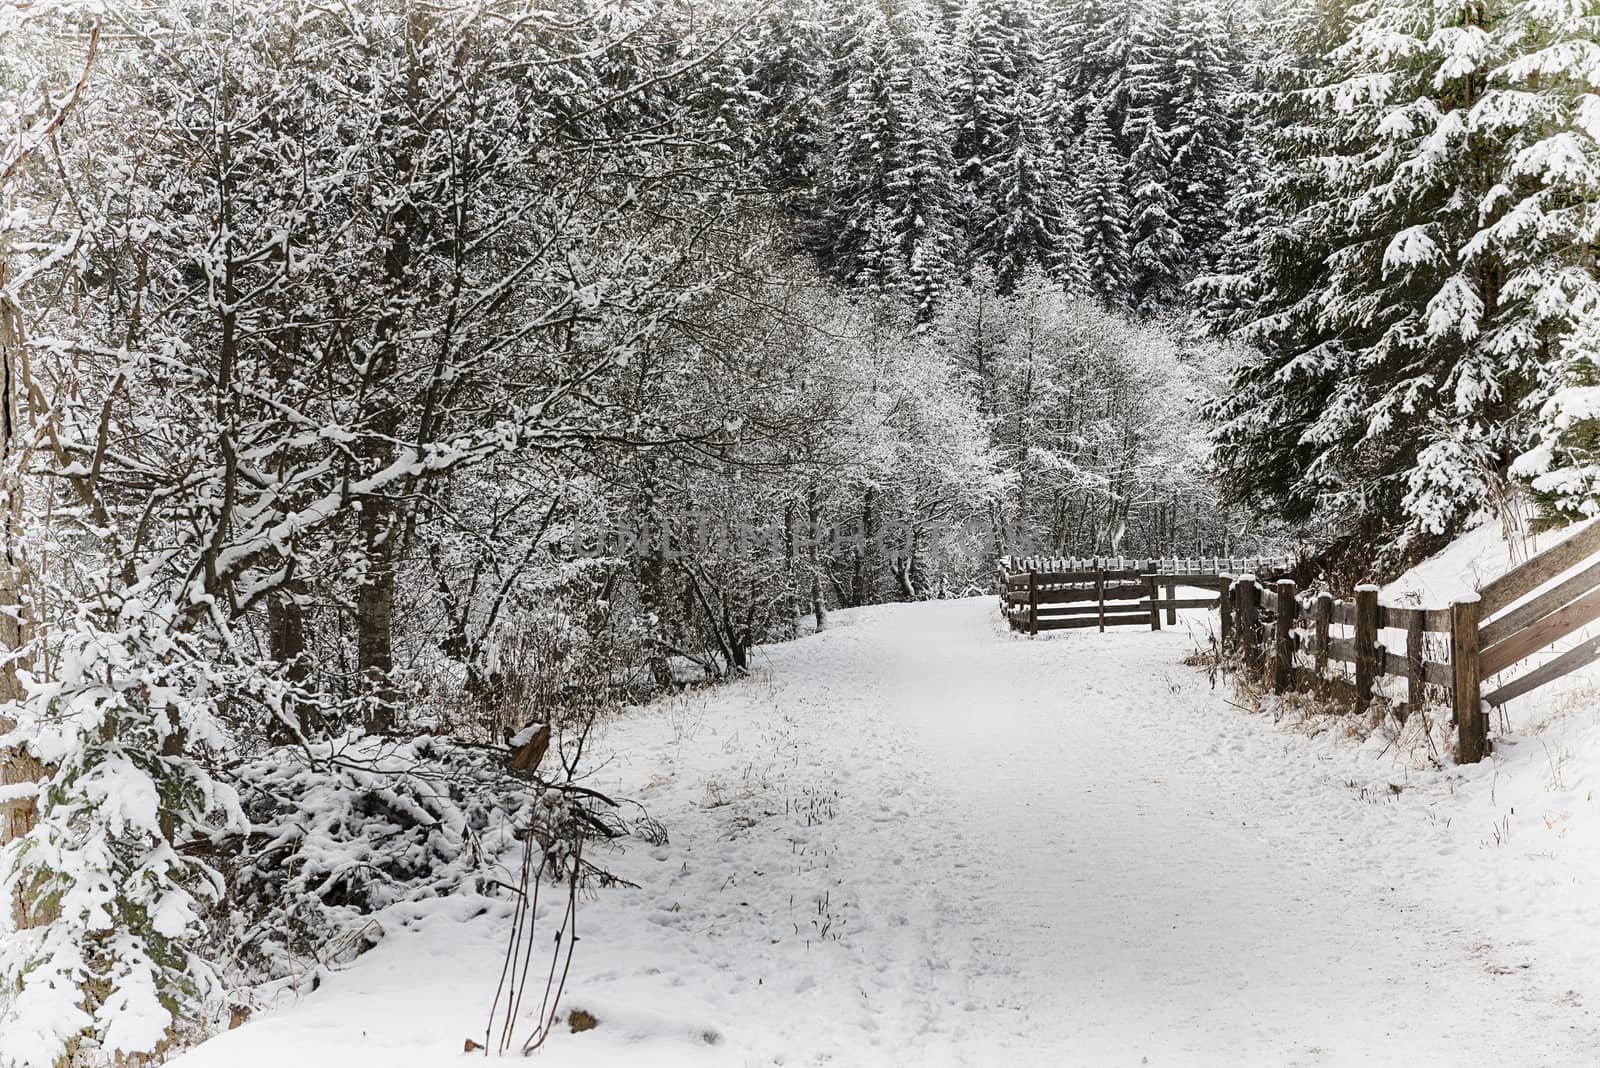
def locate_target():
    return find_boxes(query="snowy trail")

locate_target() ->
[179,597,1600,1068]
[839,600,1593,1066]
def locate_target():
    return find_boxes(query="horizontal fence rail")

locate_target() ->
[1472,522,1600,709]
[1001,555,1294,576]
[996,564,1262,635]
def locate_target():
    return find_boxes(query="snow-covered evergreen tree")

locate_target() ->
[1485,0,1600,521]
[1075,105,1133,306]
[945,0,1082,292]
[682,11,765,191]
[1126,115,1186,312]
[1165,0,1244,275]
[751,0,830,216]
[1203,0,1530,562]
[1196,0,1289,329]
[984,82,1080,291]
[951,0,1040,193]
[818,0,959,316]
[950,0,1051,283]
[1048,0,1136,147]
[0,605,243,1065]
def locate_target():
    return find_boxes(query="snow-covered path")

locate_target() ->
[828,600,1594,1066]
[180,597,1600,1068]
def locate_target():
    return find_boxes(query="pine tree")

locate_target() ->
[1203,0,1525,563]
[1126,115,1186,312]
[1048,0,1137,148]
[751,0,830,215]
[682,12,765,194]
[1124,0,1181,132]
[1316,0,1516,545]
[818,0,959,316]
[951,0,1039,184]
[1164,0,1243,276]
[984,81,1078,291]
[1196,0,1285,328]
[947,0,1071,290]
[1482,0,1600,521]
[1075,105,1132,305]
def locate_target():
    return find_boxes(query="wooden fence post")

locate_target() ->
[1028,570,1038,636]
[1452,598,1484,763]
[1218,574,1232,653]
[1147,574,1161,631]
[1096,569,1106,632]
[1355,585,1379,712]
[1404,612,1425,723]
[1315,593,1331,680]
[1166,577,1177,626]
[1271,578,1295,693]
[1237,577,1260,670]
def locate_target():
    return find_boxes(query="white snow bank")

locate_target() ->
[1383,513,1597,605]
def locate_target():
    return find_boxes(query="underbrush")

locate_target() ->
[0,575,676,1066]
[217,736,658,991]
[1186,634,1458,770]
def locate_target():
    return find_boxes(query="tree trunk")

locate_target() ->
[356,5,431,733]
[807,484,825,631]
[267,584,313,740]
[0,289,44,929]
[357,519,398,732]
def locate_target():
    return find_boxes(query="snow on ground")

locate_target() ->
[1382,514,1590,607]
[178,587,1600,1068]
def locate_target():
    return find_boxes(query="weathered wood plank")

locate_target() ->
[1378,604,1453,633]
[1033,612,1152,631]
[1030,603,1109,617]
[1025,569,1147,584]
[1484,633,1600,707]
[1355,587,1379,711]
[1479,520,1600,617]
[1480,584,1600,677]
[1380,646,1452,687]
[1453,599,1485,762]
[1315,594,1331,676]
[1137,596,1221,611]
[1405,612,1425,718]
[1271,579,1295,693]
[1331,601,1356,626]
[1479,556,1600,649]
[1006,584,1148,606]
[1237,578,1260,669]
[1327,635,1357,664]
[1217,575,1232,651]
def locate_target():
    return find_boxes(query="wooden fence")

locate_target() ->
[997,557,1290,634]
[1221,577,1475,752]
[1002,525,1600,765]
[1225,521,1600,764]
[1002,554,1294,575]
